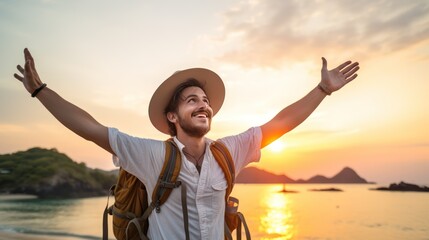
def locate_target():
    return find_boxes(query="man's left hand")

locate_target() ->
[319,57,359,95]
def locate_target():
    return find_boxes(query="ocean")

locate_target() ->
[0,184,428,240]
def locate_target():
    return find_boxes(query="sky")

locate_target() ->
[1,0,428,185]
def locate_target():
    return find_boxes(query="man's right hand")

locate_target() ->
[14,48,45,96]
[13,48,114,154]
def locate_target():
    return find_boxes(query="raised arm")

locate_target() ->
[14,48,113,154]
[260,57,359,148]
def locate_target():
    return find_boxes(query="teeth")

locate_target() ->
[193,112,208,118]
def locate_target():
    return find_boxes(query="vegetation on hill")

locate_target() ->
[0,147,116,198]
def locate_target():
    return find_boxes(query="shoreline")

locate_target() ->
[0,231,85,240]
[0,194,37,201]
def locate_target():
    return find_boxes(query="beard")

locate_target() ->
[177,114,211,138]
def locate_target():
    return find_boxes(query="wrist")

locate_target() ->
[31,83,47,97]
[317,83,331,96]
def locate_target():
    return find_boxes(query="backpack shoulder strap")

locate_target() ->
[151,138,182,212]
[137,139,190,240]
[210,140,235,199]
[211,141,252,239]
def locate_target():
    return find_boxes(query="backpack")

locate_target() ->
[102,139,251,240]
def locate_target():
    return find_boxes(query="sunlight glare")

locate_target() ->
[260,187,295,240]
[268,140,286,153]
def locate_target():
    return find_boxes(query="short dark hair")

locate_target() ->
[164,78,205,136]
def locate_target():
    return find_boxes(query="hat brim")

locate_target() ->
[148,68,225,135]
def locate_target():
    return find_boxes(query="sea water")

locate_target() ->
[0,184,428,240]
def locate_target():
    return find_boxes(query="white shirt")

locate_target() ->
[108,127,262,240]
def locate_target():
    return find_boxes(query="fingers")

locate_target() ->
[24,59,32,74]
[346,73,358,83]
[14,65,25,82]
[321,57,327,70]
[14,48,37,84]
[341,62,359,74]
[17,65,24,74]
[14,73,24,82]
[336,60,359,83]
[343,64,359,80]
[24,48,33,61]
[343,64,359,84]
[336,60,352,71]
[24,48,36,68]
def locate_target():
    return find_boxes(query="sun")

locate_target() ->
[268,140,286,153]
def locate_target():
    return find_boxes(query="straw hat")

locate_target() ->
[148,68,225,135]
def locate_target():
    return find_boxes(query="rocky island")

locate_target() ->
[372,181,429,192]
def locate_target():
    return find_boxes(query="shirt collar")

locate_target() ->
[172,136,213,151]
[173,136,186,151]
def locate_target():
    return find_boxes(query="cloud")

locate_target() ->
[209,0,429,68]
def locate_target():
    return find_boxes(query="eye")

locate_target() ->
[187,98,196,103]
[203,98,210,105]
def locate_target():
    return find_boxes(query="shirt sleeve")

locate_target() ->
[108,127,165,185]
[218,127,262,176]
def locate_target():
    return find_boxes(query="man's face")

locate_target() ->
[172,86,213,138]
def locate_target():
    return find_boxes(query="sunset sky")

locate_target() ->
[1,0,428,184]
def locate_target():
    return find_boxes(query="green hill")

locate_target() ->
[0,147,116,198]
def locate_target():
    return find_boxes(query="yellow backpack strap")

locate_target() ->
[152,139,182,212]
[211,141,252,240]
[210,140,235,201]
[140,139,190,240]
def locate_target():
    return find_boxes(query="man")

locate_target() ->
[14,48,359,239]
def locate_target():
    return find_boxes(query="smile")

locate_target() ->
[192,111,211,119]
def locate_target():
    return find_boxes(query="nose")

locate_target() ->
[197,99,209,109]
[196,99,212,117]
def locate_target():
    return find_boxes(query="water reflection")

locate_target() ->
[259,186,295,240]
[0,197,106,238]
[0,198,78,227]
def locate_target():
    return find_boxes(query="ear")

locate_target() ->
[166,112,177,123]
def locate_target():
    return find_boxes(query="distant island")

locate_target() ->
[372,181,429,192]
[308,188,343,192]
[236,166,372,184]
[0,148,116,198]
[0,148,372,199]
